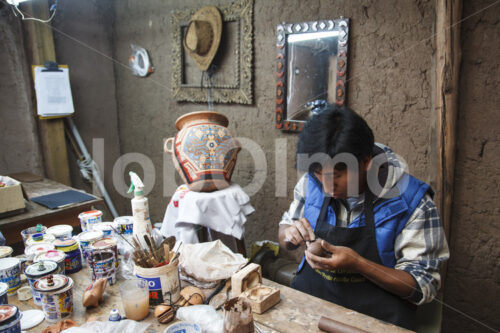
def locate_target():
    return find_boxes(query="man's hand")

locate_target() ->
[305,240,361,271]
[305,240,417,298]
[283,218,316,247]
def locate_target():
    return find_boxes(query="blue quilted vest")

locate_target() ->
[298,173,430,271]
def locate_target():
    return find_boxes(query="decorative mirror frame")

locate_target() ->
[275,18,350,132]
[171,0,254,105]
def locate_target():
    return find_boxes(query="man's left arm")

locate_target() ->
[305,194,450,303]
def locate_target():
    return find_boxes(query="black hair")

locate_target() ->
[296,105,374,173]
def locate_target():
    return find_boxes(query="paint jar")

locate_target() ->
[26,233,55,247]
[0,283,8,305]
[0,304,22,333]
[120,279,149,321]
[34,250,66,275]
[54,239,82,274]
[0,248,12,260]
[91,238,119,268]
[24,243,55,263]
[20,224,47,247]
[90,250,116,285]
[0,258,21,296]
[25,261,59,306]
[134,253,180,306]
[46,225,73,241]
[33,274,74,323]
[92,222,114,237]
[114,216,134,235]
[77,230,103,266]
[78,210,103,232]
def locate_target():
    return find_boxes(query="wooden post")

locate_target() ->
[22,0,71,186]
[434,0,462,240]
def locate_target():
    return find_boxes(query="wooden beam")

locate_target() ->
[435,0,462,240]
[22,0,71,186]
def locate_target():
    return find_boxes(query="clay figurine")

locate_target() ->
[154,303,175,324]
[177,286,205,306]
[307,238,329,257]
[82,278,107,308]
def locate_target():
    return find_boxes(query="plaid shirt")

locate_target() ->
[280,173,450,305]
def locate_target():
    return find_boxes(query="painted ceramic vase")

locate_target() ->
[165,111,240,192]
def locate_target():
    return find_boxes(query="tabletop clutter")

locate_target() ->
[0,168,280,333]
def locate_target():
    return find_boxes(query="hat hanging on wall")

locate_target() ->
[183,6,222,71]
[129,44,154,77]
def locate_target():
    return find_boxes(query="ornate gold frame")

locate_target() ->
[171,0,254,104]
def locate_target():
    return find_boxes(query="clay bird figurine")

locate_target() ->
[82,278,107,308]
[154,303,175,324]
[176,286,205,307]
[307,238,329,257]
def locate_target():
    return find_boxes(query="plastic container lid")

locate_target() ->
[46,225,73,237]
[25,243,55,258]
[0,305,18,326]
[0,257,20,271]
[114,216,134,225]
[92,223,114,232]
[78,210,102,219]
[33,274,69,293]
[0,247,13,259]
[78,230,104,242]
[54,239,79,252]
[92,238,117,250]
[34,250,65,264]
[25,261,58,279]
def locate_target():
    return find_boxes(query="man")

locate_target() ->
[279,105,449,329]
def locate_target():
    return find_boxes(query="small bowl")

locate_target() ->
[165,322,201,333]
[17,286,32,301]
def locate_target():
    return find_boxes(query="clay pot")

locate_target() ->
[307,239,328,257]
[165,111,240,192]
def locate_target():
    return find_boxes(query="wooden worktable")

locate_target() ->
[9,266,411,333]
[0,178,103,245]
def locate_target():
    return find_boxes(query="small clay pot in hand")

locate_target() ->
[307,238,328,257]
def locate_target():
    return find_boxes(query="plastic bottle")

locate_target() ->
[129,172,153,249]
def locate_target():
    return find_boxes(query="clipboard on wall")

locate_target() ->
[32,62,75,119]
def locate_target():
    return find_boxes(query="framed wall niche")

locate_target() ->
[171,0,253,105]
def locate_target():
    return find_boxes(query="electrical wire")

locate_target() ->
[9,0,57,23]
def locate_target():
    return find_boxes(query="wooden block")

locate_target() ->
[241,284,280,314]
[231,263,262,297]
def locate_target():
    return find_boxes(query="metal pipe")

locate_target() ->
[65,117,119,218]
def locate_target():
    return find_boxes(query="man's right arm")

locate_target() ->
[279,174,315,249]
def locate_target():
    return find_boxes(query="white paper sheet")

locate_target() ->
[33,66,74,118]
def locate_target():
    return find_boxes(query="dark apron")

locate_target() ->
[291,192,415,330]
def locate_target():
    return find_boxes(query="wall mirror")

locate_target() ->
[275,18,349,132]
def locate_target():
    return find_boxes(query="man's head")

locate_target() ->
[297,105,374,199]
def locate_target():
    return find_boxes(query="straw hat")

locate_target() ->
[183,6,222,71]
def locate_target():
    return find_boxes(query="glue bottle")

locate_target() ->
[129,171,153,249]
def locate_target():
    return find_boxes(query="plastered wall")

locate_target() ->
[442,1,500,331]
[112,0,435,244]
[0,9,44,176]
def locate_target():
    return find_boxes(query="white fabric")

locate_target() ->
[160,184,254,244]
[179,240,248,282]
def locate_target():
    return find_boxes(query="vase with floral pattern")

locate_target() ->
[164,111,240,192]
